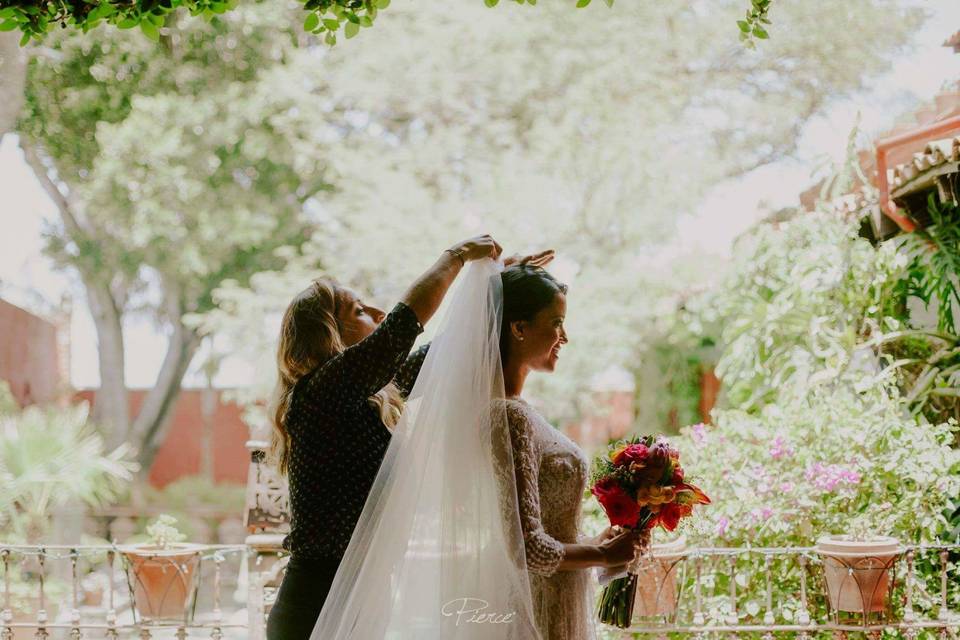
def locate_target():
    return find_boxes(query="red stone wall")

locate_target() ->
[0,298,60,407]
[76,388,250,488]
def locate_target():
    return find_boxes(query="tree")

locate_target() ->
[195,0,925,424]
[16,5,321,470]
[0,0,773,47]
[0,32,26,138]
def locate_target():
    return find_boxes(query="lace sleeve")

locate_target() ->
[504,401,566,577]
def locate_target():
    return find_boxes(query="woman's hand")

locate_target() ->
[503,249,555,269]
[598,528,637,568]
[590,525,619,546]
[448,234,503,263]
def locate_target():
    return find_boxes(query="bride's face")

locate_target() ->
[513,292,568,373]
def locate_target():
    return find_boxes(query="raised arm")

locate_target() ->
[301,301,423,402]
[300,236,501,403]
[400,235,502,326]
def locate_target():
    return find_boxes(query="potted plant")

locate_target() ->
[119,515,204,622]
[815,522,902,619]
[632,534,686,619]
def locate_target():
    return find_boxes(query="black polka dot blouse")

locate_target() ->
[282,302,429,560]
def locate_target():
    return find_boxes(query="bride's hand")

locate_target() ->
[598,528,636,568]
[503,249,555,268]
[590,525,620,545]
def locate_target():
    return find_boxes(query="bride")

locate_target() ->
[310,259,635,640]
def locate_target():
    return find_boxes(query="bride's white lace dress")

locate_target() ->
[502,398,597,640]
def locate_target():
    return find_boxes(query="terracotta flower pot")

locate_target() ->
[632,535,686,618]
[119,544,203,621]
[815,535,900,615]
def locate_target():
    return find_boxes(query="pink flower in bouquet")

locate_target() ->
[591,477,640,528]
[611,443,649,466]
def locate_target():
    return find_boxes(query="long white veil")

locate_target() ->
[310,259,541,640]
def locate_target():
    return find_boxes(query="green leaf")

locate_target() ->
[752,25,769,39]
[117,17,139,28]
[322,18,340,30]
[0,7,17,18]
[358,15,373,27]
[375,0,390,8]
[344,20,359,38]
[324,30,336,45]
[603,0,613,6]
[737,19,750,33]
[484,0,499,6]
[576,0,591,6]
[303,13,319,31]
[140,19,160,40]
[0,20,19,31]
[18,31,29,46]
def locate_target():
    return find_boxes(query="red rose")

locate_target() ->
[592,478,640,528]
[613,443,649,466]
[671,466,685,484]
[657,502,683,531]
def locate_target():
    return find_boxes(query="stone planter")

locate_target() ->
[632,535,686,619]
[816,535,901,617]
[119,544,203,622]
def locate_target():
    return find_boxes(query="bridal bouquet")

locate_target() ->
[591,435,710,628]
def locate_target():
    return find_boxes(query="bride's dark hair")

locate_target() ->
[499,264,568,360]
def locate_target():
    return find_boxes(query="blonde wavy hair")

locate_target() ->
[269,277,403,475]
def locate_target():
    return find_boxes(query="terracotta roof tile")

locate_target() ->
[890,136,960,190]
[945,30,960,53]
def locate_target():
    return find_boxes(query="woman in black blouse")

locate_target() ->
[266,235,551,640]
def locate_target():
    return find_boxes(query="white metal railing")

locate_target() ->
[610,544,960,637]
[0,543,250,639]
[3,542,958,638]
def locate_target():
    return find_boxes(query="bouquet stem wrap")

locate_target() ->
[597,527,651,628]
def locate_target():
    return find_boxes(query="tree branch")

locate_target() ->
[130,281,201,475]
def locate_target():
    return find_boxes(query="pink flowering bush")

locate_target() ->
[675,385,958,548]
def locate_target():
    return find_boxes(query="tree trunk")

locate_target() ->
[22,139,204,476]
[130,287,201,476]
[19,139,133,446]
[87,281,131,447]
[0,32,27,141]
